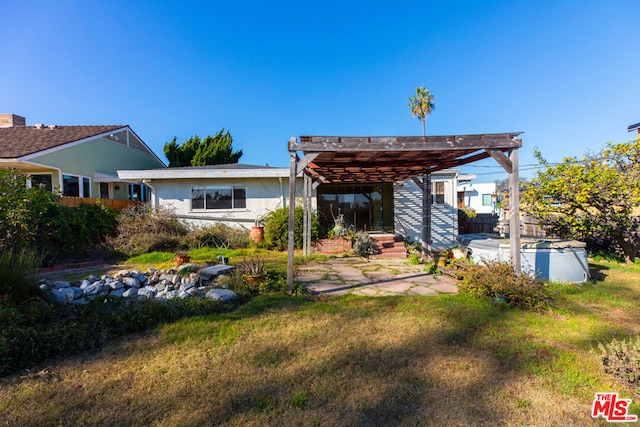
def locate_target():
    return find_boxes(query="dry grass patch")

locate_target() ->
[1,262,639,425]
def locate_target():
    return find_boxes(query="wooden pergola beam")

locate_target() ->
[290,134,522,152]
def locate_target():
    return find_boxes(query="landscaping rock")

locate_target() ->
[53,281,72,289]
[123,277,141,288]
[205,288,238,302]
[110,288,126,298]
[38,264,242,305]
[83,282,102,296]
[109,280,124,290]
[122,288,138,298]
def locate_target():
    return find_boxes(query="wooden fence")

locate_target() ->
[460,213,547,236]
[60,197,143,210]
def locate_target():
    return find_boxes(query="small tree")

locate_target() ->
[408,86,435,136]
[523,141,640,262]
[164,129,242,167]
[0,169,60,255]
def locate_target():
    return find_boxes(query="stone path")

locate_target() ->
[297,257,459,297]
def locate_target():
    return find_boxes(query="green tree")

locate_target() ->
[163,129,243,167]
[0,169,60,255]
[522,141,640,262]
[408,86,435,136]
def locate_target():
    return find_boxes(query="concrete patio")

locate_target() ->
[296,257,459,297]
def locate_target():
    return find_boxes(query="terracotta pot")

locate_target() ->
[245,274,265,286]
[174,253,190,267]
[249,226,265,244]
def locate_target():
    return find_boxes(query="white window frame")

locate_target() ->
[62,173,91,197]
[432,182,445,204]
[27,172,54,192]
[191,185,247,211]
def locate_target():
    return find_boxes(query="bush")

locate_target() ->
[0,296,242,377]
[458,260,552,310]
[0,249,41,304]
[353,231,379,258]
[190,223,249,249]
[263,206,319,251]
[596,336,640,390]
[107,205,190,256]
[41,202,118,263]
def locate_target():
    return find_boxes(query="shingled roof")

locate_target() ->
[0,125,126,158]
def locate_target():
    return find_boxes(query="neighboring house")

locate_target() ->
[0,113,165,201]
[118,164,461,249]
[456,177,497,215]
[118,164,304,228]
[629,121,640,140]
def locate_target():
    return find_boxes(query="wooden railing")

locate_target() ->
[60,197,144,210]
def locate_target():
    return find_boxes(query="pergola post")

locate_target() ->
[286,151,297,294]
[421,173,432,258]
[508,148,521,272]
[303,173,311,256]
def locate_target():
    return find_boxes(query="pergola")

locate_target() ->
[286,133,524,292]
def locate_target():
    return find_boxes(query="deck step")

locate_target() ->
[369,234,407,258]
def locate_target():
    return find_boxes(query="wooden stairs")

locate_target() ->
[369,234,407,259]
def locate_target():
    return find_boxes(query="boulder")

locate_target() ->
[53,281,72,289]
[45,288,67,305]
[109,280,124,290]
[205,288,238,302]
[123,277,141,288]
[60,287,82,301]
[83,282,102,296]
[110,288,126,298]
[122,288,138,298]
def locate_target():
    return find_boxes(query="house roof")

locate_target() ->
[0,125,126,158]
[290,133,523,183]
[628,122,640,132]
[118,163,291,180]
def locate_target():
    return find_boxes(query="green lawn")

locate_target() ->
[1,259,639,426]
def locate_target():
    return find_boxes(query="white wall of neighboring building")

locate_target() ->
[394,174,459,250]
[147,177,305,228]
[457,182,497,214]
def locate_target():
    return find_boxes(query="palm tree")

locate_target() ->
[408,86,435,136]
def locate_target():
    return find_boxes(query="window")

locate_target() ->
[62,174,91,197]
[482,194,493,206]
[29,173,53,192]
[433,182,445,204]
[100,182,110,199]
[83,177,91,198]
[191,186,246,210]
[128,184,149,201]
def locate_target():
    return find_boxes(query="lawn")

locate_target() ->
[1,259,639,426]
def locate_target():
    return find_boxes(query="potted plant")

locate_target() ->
[240,256,266,286]
[174,252,191,267]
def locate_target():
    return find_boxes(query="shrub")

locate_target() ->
[41,202,118,263]
[263,206,319,251]
[0,296,241,377]
[0,169,118,266]
[353,231,379,258]
[107,205,190,256]
[0,169,60,255]
[0,249,41,304]
[190,223,249,249]
[596,336,640,389]
[458,260,552,310]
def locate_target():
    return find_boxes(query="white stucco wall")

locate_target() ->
[393,176,458,250]
[149,177,306,228]
[456,182,496,214]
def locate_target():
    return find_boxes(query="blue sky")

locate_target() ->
[2,1,638,182]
